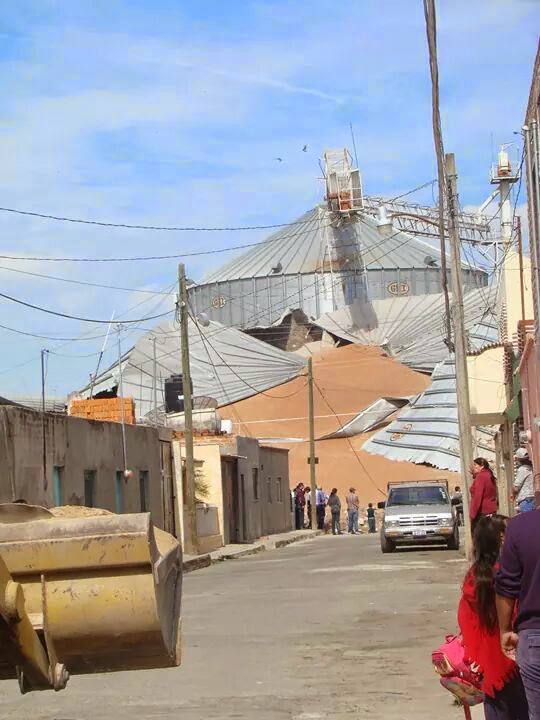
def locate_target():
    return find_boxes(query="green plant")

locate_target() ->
[194,467,210,504]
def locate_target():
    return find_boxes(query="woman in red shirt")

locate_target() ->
[458,515,528,719]
[470,457,498,527]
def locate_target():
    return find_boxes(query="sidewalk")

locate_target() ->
[183,528,322,573]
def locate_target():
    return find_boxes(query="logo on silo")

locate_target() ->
[211,296,226,309]
[387,281,410,296]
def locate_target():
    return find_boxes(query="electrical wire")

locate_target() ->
[312,377,385,496]
[0,205,323,232]
[0,289,174,324]
[0,265,172,294]
[387,179,437,204]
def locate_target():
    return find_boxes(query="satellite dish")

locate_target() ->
[424,255,438,267]
[271,262,283,274]
[197,312,210,327]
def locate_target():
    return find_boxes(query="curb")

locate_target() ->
[211,544,266,563]
[184,530,323,573]
[183,553,212,573]
[273,530,324,549]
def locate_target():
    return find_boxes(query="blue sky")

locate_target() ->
[0,0,538,397]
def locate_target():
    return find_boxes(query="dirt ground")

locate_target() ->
[0,533,468,719]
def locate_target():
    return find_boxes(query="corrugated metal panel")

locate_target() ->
[80,318,306,421]
[362,360,496,473]
[192,207,487,328]
[314,286,499,372]
[203,208,485,280]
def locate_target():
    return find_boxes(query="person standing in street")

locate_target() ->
[367,503,377,534]
[304,486,311,528]
[512,448,535,513]
[294,483,305,530]
[316,487,327,530]
[459,515,529,720]
[346,487,360,534]
[496,510,540,719]
[470,458,498,530]
[327,488,342,535]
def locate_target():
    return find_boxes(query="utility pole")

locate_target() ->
[152,336,158,427]
[178,263,198,556]
[307,357,317,531]
[41,348,49,492]
[423,0,452,349]
[445,153,473,557]
[116,326,128,476]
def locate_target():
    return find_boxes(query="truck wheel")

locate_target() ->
[447,526,460,550]
[381,534,395,554]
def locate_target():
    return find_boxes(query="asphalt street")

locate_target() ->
[0,533,467,719]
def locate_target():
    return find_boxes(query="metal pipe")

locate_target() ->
[307,357,317,531]
[116,328,128,475]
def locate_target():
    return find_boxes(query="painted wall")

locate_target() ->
[0,405,164,526]
[519,339,540,500]
[467,346,506,415]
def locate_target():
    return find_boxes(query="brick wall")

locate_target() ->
[69,398,136,425]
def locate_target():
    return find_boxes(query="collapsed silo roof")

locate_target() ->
[202,207,483,282]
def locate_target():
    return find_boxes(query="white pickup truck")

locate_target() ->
[378,480,459,553]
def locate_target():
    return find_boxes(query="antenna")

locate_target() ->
[349,122,359,168]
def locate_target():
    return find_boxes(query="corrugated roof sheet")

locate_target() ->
[362,360,497,473]
[202,207,483,282]
[80,318,306,421]
[314,286,499,372]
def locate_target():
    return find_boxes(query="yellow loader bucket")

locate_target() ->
[0,504,182,693]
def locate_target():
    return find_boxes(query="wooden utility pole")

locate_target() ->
[423,0,452,349]
[178,263,198,556]
[307,357,317,531]
[445,153,473,557]
[152,336,158,427]
[41,348,48,491]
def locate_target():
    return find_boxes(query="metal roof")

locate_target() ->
[362,360,496,473]
[202,207,483,282]
[80,318,306,421]
[314,286,499,372]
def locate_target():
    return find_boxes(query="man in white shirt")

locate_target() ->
[513,448,535,513]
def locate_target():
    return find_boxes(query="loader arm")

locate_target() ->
[0,504,182,693]
[0,554,68,693]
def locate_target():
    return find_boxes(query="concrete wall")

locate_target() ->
[0,405,164,527]
[235,437,291,542]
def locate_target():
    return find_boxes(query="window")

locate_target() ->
[267,478,272,503]
[387,485,449,507]
[252,468,259,501]
[115,471,124,514]
[84,470,96,508]
[52,466,64,506]
[139,471,149,513]
[276,477,283,503]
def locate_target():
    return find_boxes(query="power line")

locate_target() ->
[387,179,437,204]
[312,377,385,496]
[0,265,172,294]
[0,205,323,232]
[0,289,174,324]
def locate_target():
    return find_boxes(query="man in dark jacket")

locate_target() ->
[294,483,305,530]
[327,488,342,535]
[496,511,540,717]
